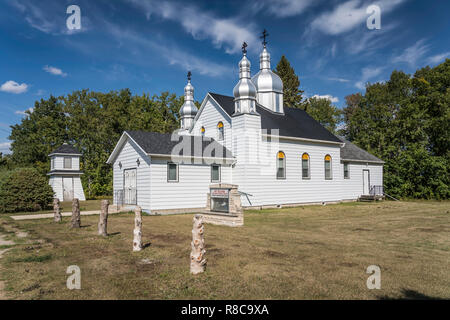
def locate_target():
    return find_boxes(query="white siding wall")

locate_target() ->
[237,137,345,206]
[52,155,80,170]
[112,138,151,211]
[149,158,233,211]
[48,176,85,201]
[192,98,232,151]
[340,162,383,200]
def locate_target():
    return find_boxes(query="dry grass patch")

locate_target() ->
[0,201,448,299]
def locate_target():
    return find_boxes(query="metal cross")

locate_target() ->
[261,29,269,46]
[242,42,248,54]
[187,71,192,81]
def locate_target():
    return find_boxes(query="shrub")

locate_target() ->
[0,167,54,213]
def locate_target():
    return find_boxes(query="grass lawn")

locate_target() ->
[0,200,448,299]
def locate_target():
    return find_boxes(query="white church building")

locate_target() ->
[107,41,384,214]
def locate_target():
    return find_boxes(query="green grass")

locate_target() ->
[0,200,448,300]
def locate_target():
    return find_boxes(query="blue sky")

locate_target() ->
[0,0,449,154]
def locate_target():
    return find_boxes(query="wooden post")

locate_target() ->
[98,200,109,236]
[53,198,62,222]
[71,198,81,228]
[133,206,143,251]
[190,214,206,275]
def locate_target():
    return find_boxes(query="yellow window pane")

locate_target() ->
[325,155,331,161]
[302,153,309,160]
[277,152,285,159]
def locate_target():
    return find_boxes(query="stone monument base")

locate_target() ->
[202,183,244,227]
[201,211,243,227]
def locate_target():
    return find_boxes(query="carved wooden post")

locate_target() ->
[133,206,143,251]
[190,214,206,275]
[53,198,62,222]
[71,198,81,228]
[98,200,109,236]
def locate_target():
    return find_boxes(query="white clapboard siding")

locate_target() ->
[192,97,232,151]
[236,136,344,206]
[149,158,233,210]
[112,138,151,211]
[73,177,86,201]
[52,155,80,171]
[340,162,383,200]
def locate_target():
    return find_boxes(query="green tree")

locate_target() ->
[274,55,304,109]
[305,97,342,134]
[343,59,450,199]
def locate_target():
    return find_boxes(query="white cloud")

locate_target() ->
[310,0,407,35]
[325,77,350,83]
[104,22,229,77]
[0,142,11,154]
[0,81,29,94]
[391,39,429,66]
[311,94,339,103]
[426,52,450,65]
[43,65,68,77]
[127,0,259,54]
[355,66,383,89]
[35,89,46,96]
[15,108,34,116]
[251,0,316,18]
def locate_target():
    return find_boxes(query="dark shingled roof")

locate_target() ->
[50,144,82,155]
[339,137,384,163]
[209,93,341,143]
[126,131,234,159]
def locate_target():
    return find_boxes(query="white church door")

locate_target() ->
[63,177,74,201]
[124,169,137,204]
[363,170,370,195]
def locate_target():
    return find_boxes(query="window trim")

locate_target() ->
[51,157,55,170]
[211,164,221,183]
[343,162,350,179]
[167,162,179,182]
[276,151,286,180]
[63,157,72,169]
[324,154,332,180]
[301,153,310,180]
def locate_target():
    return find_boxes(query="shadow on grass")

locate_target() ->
[378,289,444,300]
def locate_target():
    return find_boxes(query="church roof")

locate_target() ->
[49,144,82,156]
[338,137,384,164]
[125,131,234,159]
[208,93,342,143]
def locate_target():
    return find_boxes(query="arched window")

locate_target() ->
[302,153,310,179]
[201,126,205,137]
[217,122,224,141]
[277,151,286,179]
[324,154,332,180]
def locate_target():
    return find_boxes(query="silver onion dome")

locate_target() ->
[251,46,283,94]
[179,73,198,118]
[233,55,257,99]
[179,71,198,130]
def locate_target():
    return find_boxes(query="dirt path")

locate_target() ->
[0,234,14,300]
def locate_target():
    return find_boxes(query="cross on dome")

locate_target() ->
[261,29,269,47]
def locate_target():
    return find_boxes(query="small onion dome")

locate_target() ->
[179,78,198,117]
[251,47,283,94]
[233,54,257,100]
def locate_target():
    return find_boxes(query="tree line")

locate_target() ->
[1,58,448,199]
